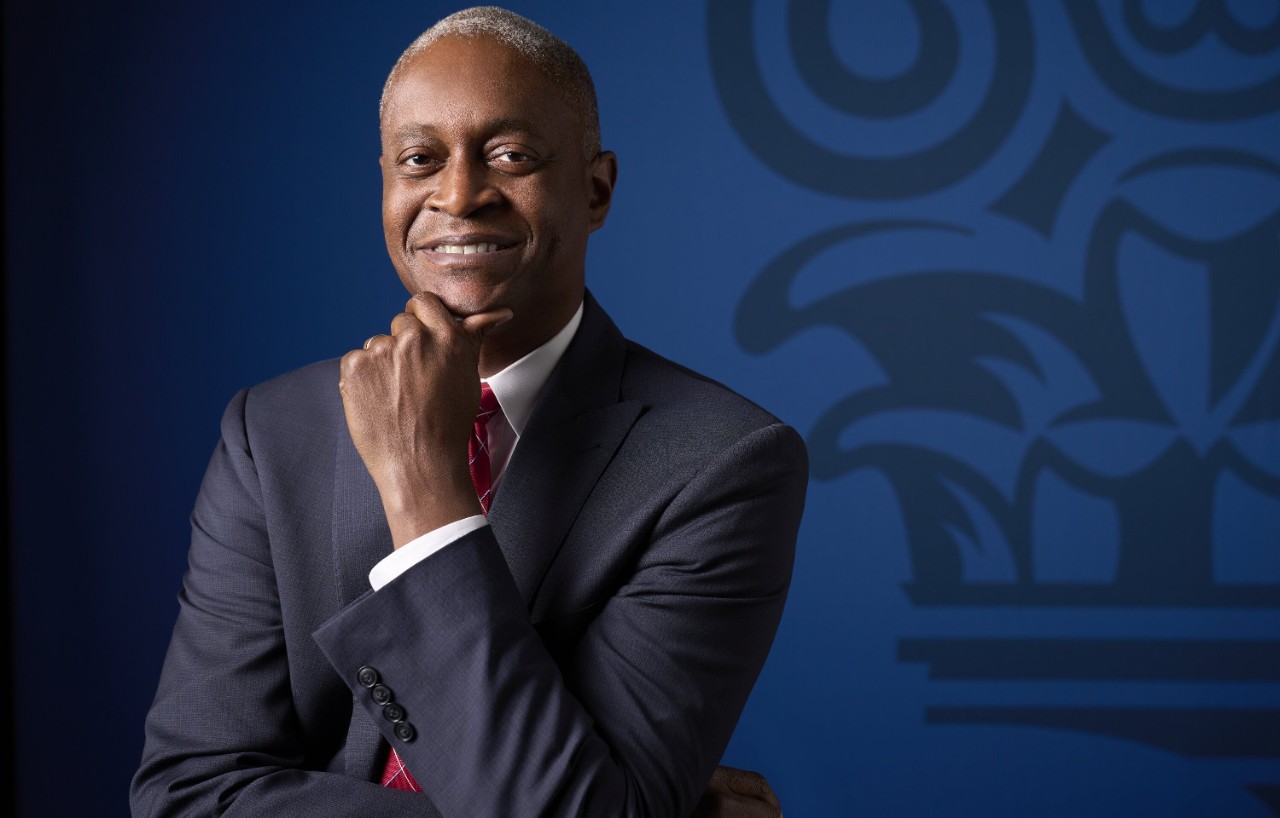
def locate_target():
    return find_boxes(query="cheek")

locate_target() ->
[523,190,583,241]
[539,203,589,250]
[383,197,409,226]
[384,209,430,258]
[381,204,415,268]
[382,184,423,227]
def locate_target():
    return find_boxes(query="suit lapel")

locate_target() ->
[488,400,641,610]
[488,294,642,612]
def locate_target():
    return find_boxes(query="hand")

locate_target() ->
[690,765,783,818]
[339,291,512,547]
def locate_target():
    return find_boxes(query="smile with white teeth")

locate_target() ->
[433,242,501,254]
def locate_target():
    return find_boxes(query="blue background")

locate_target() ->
[6,1,1279,815]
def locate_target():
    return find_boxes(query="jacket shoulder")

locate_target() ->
[220,358,346,455]
[621,341,785,432]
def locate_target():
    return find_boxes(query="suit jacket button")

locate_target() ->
[356,666,379,688]
[394,722,416,742]
[382,702,406,723]
[371,684,393,705]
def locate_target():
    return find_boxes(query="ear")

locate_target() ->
[586,151,617,232]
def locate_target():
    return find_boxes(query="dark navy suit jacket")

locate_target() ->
[132,294,808,817]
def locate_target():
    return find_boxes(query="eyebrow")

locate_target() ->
[388,118,542,143]
[486,117,540,137]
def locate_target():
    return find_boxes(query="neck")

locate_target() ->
[476,293,582,377]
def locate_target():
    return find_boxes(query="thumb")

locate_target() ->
[461,308,514,341]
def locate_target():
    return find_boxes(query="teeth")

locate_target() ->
[435,243,499,254]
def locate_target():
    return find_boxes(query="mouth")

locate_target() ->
[419,234,518,257]
[431,242,504,254]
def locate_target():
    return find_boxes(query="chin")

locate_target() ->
[405,280,500,319]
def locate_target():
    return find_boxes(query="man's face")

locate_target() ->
[379,35,615,355]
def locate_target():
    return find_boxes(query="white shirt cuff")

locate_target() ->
[368,515,489,591]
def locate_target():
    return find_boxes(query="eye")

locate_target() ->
[494,150,532,163]
[487,146,541,173]
[401,152,440,168]
[395,149,442,173]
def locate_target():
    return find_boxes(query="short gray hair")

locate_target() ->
[380,6,602,159]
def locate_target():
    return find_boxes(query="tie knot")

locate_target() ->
[476,382,500,427]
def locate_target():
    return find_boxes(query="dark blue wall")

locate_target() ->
[6,1,1279,816]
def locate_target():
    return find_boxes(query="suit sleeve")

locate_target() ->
[312,421,808,817]
[130,389,444,818]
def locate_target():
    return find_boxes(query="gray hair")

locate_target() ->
[380,6,602,159]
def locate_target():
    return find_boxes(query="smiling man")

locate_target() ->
[132,7,806,817]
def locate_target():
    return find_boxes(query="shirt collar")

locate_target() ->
[482,301,583,437]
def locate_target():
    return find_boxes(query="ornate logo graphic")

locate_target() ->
[711,0,1280,810]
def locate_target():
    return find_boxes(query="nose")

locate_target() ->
[426,157,502,218]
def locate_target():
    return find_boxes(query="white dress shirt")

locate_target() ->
[368,303,584,590]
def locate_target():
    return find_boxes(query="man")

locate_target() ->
[132,7,806,817]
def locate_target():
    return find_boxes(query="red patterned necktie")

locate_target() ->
[468,383,501,514]
[381,382,501,793]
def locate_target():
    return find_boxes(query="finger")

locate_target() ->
[460,307,514,341]
[403,292,513,340]
[404,291,458,331]
[338,350,358,393]
[691,792,778,818]
[390,311,422,337]
[714,767,781,809]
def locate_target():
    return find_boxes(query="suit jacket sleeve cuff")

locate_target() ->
[368,515,489,590]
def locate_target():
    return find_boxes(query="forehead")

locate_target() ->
[381,35,577,144]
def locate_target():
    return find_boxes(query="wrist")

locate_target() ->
[378,475,482,549]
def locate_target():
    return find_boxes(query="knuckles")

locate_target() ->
[339,350,362,377]
[340,315,474,384]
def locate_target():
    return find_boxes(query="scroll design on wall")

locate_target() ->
[712,0,1280,804]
